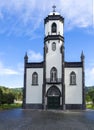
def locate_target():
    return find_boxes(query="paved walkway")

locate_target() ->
[0,109,94,130]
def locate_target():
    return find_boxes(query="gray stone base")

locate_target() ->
[66,104,86,110]
[23,104,43,109]
[46,105,63,110]
[23,103,86,110]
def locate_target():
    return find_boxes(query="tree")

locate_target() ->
[1,93,15,104]
[0,88,3,105]
[0,86,23,104]
[6,93,15,104]
[88,90,94,105]
[86,93,91,103]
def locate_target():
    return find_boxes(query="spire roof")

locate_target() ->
[81,51,85,62]
[24,52,28,59]
[81,51,85,58]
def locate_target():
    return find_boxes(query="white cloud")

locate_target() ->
[0,0,93,36]
[85,67,94,86]
[0,62,19,75]
[59,0,92,30]
[17,63,24,73]
[28,50,43,62]
[0,61,24,88]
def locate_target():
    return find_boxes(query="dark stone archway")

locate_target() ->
[47,86,61,109]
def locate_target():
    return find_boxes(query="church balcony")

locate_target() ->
[46,78,62,84]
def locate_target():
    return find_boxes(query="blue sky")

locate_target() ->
[0,0,94,88]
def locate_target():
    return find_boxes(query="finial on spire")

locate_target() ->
[81,51,85,62]
[81,51,84,57]
[52,5,56,12]
[24,52,28,63]
[25,52,28,58]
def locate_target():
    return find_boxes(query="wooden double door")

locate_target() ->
[47,96,60,109]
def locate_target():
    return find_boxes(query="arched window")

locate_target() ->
[52,42,56,51]
[50,67,57,82]
[70,71,76,85]
[47,86,61,97]
[45,44,48,53]
[51,23,57,33]
[32,72,38,85]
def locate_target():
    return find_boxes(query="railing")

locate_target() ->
[46,78,62,84]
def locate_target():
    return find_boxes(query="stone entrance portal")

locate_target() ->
[47,86,61,109]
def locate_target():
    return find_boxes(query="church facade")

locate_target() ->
[23,8,86,110]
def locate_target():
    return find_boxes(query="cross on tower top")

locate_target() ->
[52,5,56,12]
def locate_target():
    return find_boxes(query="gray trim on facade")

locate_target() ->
[22,55,28,109]
[65,62,83,68]
[44,14,64,24]
[22,69,26,108]
[42,46,46,109]
[66,104,84,110]
[46,78,62,84]
[24,104,43,109]
[62,44,65,110]
[81,53,86,109]
[44,35,64,42]
[25,62,43,68]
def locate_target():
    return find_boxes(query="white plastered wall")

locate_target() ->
[65,68,82,104]
[26,68,43,104]
[46,40,63,79]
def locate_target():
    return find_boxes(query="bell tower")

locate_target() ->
[44,6,64,37]
[43,6,65,109]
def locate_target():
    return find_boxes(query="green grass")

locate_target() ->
[86,104,94,110]
[0,103,22,110]
[0,103,94,110]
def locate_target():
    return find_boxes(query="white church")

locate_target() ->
[23,7,86,110]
